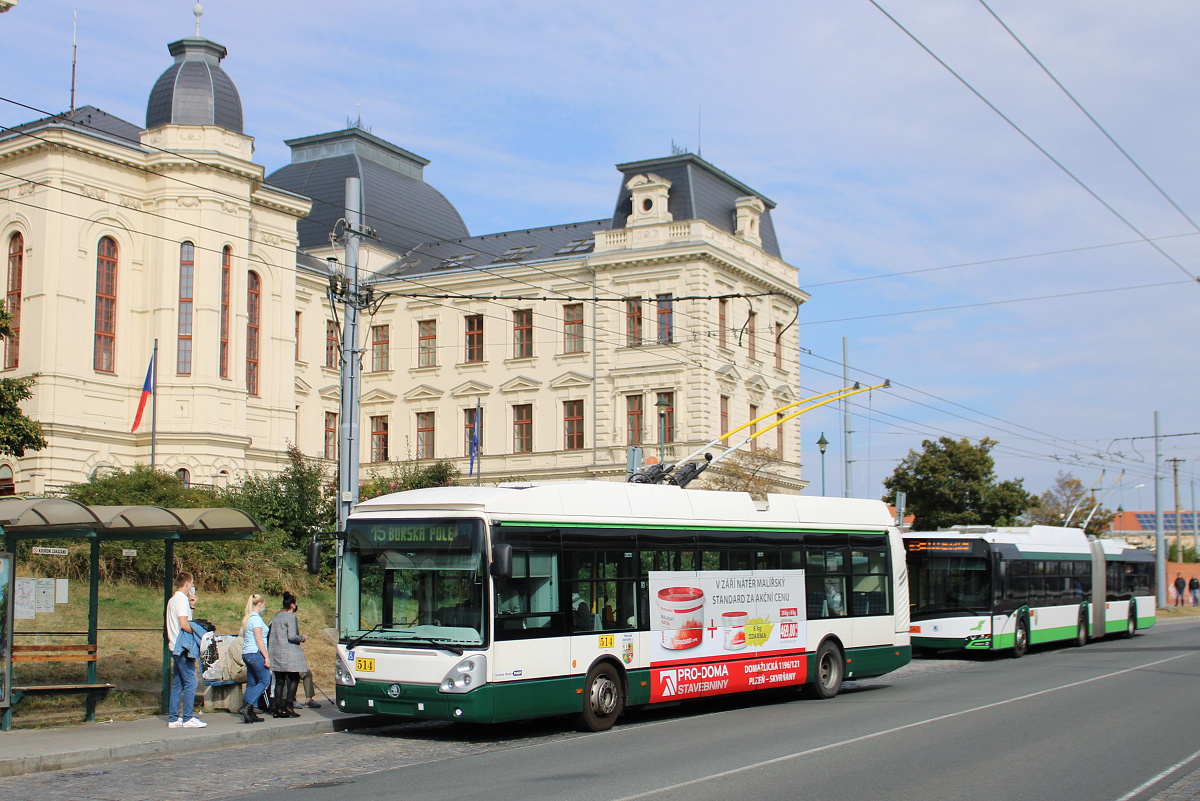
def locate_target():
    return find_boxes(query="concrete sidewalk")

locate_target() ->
[0,705,386,778]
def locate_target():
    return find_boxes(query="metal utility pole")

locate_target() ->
[333,177,374,534]
[1154,412,1165,607]
[842,337,853,498]
[1167,458,1184,559]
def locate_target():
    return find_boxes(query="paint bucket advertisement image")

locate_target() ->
[648,570,809,702]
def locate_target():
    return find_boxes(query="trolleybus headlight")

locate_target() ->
[439,655,486,694]
[335,653,356,687]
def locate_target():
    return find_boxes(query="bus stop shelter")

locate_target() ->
[0,497,260,730]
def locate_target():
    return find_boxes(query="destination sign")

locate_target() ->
[904,539,979,555]
[353,519,478,548]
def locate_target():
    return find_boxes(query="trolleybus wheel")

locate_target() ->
[802,640,844,700]
[1075,613,1088,647]
[1123,609,1137,639]
[574,663,623,732]
[1012,619,1029,658]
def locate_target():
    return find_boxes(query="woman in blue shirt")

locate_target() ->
[238,593,270,723]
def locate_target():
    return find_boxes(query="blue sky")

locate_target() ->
[4,1,1199,511]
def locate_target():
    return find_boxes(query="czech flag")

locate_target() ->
[131,353,154,432]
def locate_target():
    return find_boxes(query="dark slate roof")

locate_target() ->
[610,153,782,258]
[266,128,469,257]
[0,106,143,150]
[146,38,244,133]
[376,220,613,281]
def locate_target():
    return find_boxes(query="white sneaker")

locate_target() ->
[181,717,207,728]
[168,719,184,729]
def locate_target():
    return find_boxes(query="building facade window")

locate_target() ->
[418,319,437,367]
[325,320,338,368]
[563,399,584,450]
[656,391,675,443]
[748,404,758,453]
[513,403,532,453]
[747,310,757,360]
[718,298,728,350]
[246,271,260,396]
[5,232,22,370]
[625,298,643,347]
[295,312,302,362]
[626,394,643,446]
[219,247,231,378]
[775,322,784,369]
[370,415,389,462]
[416,411,435,459]
[175,468,191,488]
[656,294,673,344]
[464,406,481,456]
[324,411,338,460]
[776,412,785,457]
[513,309,533,358]
[720,395,730,445]
[0,464,13,496]
[563,303,584,354]
[371,324,390,372]
[464,314,483,363]
[94,236,118,373]
[177,242,194,375]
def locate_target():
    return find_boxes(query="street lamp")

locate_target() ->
[817,433,829,497]
[656,395,671,465]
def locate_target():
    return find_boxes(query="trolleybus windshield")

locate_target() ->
[909,555,991,617]
[340,518,486,649]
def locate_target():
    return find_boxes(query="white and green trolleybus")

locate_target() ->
[325,481,912,730]
[904,526,1156,656]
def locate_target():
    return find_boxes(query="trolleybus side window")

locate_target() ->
[850,534,891,616]
[804,534,848,619]
[496,549,563,639]
[565,549,639,632]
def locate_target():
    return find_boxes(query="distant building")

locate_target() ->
[1109,509,1198,550]
[0,21,807,494]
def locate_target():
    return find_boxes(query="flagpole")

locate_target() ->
[150,339,158,469]
[475,398,482,487]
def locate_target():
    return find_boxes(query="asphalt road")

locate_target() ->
[4,621,1197,801]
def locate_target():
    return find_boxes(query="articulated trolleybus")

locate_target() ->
[328,481,911,731]
[904,526,1155,656]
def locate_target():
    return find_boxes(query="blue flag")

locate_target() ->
[468,398,482,476]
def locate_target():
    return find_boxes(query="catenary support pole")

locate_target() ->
[337,178,363,534]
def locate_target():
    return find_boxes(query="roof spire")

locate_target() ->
[193,3,203,36]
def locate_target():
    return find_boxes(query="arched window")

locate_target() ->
[94,237,118,372]
[5,232,22,370]
[177,242,194,375]
[246,271,260,396]
[0,464,14,496]
[175,467,191,488]
[219,246,231,378]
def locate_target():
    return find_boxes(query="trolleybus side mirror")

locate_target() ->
[491,543,512,579]
[307,537,322,575]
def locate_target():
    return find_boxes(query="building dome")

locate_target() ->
[145,38,244,133]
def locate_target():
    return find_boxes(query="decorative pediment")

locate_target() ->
[772,384,797,402]
[400,385,441,402]
[318,384,340,401]
[294,376,312,396]
[549,371,593,390]
[500,375,543,393]
[450,380,493,398]
[715,364,741,383]
[747,374,769,390]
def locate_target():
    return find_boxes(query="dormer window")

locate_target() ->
[495,244,539,263]
[437,254,476,270]
[556,238,595,255]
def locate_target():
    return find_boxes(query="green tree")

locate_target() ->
[1022,471,1115,538]
[882,437,1034,531]
[694,447,783,501]
[64,464,218,507]
[220,444,334,549]
[358,459,460,501]
[0,300,46,457]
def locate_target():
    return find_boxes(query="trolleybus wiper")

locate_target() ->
[346,624,387,650]
[400,637,465,656]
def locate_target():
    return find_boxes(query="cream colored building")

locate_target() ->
[0,27,810,495]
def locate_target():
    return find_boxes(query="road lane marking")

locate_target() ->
[609,653,1190,801]
[1111,746,1200,801]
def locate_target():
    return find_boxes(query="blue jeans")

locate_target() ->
[169,653,198,722]
[243,651,271,707]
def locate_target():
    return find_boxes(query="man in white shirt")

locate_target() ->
[166,571,206,729]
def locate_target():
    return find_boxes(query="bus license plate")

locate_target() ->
[355,657,375,672]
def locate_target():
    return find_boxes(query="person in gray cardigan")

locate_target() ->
[268,591,309,718]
